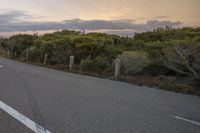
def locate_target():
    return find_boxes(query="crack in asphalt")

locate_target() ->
[13,68,48,133]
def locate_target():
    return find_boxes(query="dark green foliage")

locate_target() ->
[39,39,70,65]
[28,46,41,62]
[80,56,109,71]
[0,28,200,78]
[0,34,38,57]
[134,27,200,42]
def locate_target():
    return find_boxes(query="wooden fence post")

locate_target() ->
[69,56,74,70]
[44,54,48,65]
[115,59,121,79]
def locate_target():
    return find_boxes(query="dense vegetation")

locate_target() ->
[0,27,200,95]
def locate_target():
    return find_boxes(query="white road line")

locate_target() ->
[173,115,200,126]
[0,101,51,133]
[0,65,4,68]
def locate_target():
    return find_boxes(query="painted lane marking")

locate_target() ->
[0,101,51,133]
[173,115,200,126]
[0,65,4,68]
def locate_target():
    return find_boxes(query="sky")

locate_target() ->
[0,0,200,36]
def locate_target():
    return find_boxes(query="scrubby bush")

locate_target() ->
[7,34,37,57]
[40,39,70,65]
[69,36,99,62]
[99,45,122,61]
[144,41,167,64]
[164,40,200,79]
[122,39,146,51]
[80,56,109,71]
[117,51,152,74]
[28,46,41,62]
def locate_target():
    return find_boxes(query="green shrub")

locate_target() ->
[28,46,41,62]
[39,39,70,65]
[117,51,152,74]
[80,56,109,71]
[99,45,122,61]
[144,41,168,64]
[7,34,37,57]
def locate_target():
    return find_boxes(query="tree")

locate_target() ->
[164,40,200,79]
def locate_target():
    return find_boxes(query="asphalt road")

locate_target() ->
[0,57,200,133]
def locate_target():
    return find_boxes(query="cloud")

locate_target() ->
[0,9,182,36]
[0,10,27,24]
[151,16,169,19]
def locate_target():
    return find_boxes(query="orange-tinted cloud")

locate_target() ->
[0,0,199,26]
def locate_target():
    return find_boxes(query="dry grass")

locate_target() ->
[122,75,198,95]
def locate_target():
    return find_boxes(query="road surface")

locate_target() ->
[0,57,200,133]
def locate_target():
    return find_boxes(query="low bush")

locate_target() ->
[80,56,109,71]
[28,46,41,62]
[39,40,70,65]
[117,51,152,75]
[141,64,175,76]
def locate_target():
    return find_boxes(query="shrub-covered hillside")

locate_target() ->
[0,27,200,95]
